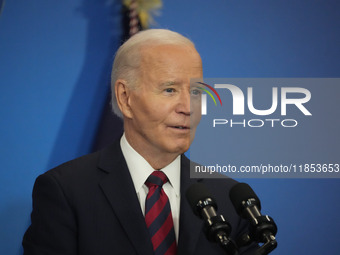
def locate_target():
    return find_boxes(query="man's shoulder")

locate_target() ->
[46,150,100,176]
[40,141,123,185]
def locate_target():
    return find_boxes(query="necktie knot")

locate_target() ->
[145,171,168,188]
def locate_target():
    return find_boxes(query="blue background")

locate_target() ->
[0,0,339,254]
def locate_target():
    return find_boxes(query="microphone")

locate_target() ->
[229,183,277,255]
[186,183,238,255]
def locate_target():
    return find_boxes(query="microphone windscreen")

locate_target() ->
[229,183,261,215]
[186,183,214,216]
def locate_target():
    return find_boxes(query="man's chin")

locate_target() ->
[170,143,191,156]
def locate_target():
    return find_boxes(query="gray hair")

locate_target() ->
[111,29,195,118]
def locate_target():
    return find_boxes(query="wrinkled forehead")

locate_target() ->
[142,45,201,74]
[139,43,201,63]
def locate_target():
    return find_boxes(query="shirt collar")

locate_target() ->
[120,133,181,197]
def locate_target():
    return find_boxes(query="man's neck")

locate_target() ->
[124,132,179,170]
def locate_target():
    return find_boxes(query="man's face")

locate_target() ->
[125,44,203,160]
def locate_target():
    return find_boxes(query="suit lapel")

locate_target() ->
[177,155,204,255]
[96,142,203,255]
[97,141,154,255]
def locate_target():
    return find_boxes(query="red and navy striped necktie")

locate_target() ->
[145,171,177,255]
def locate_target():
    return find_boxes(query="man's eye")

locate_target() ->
[165,88,175,93]
[191,89,202,96]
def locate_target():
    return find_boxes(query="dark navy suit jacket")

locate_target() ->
[23,139,257,254]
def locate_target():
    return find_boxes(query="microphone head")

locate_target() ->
[229,183,261,215]
[186,183,217,217]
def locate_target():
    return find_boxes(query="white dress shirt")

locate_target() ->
[120,134,181,241]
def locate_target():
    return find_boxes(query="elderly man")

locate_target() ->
[23,29,256,255]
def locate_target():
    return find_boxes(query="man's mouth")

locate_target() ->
[172,126,190,130]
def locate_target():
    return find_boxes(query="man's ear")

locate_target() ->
[115,79,133,119]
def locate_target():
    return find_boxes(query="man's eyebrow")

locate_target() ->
[191,82,205,89]
[160,81,178,87]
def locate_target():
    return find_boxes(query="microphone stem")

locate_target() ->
[245,205,261,222]
[216,232,239,255]
[202,206,217,220]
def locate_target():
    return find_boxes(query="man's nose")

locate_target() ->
[176,91,192,116]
